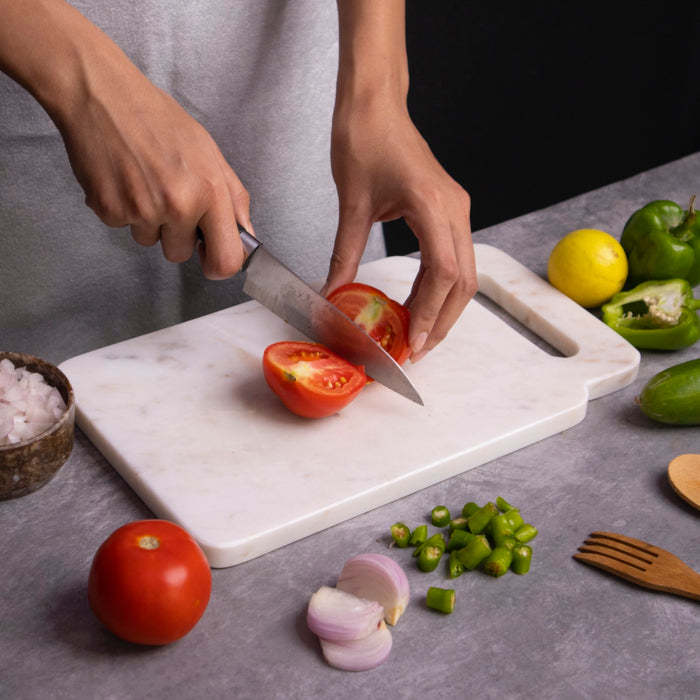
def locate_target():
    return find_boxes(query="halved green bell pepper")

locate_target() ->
[620,196,700,286]
[602,279,700,350]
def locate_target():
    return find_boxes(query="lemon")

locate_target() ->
[547,228,628,308]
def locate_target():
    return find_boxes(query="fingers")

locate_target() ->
[404,191,478,363]
[322,204,372,297]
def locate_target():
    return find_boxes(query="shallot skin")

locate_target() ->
[336,553,410,626]
[319,621,393,672]
[306,586,384,642]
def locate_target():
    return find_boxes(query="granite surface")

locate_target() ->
[2,152,699,699]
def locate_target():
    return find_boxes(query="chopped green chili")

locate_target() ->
[456,534,492,570]
[426,587,456,613]
[483,545,513,577]
[417,544,443,572]
[512,544,532,575]
[408,524,428,547]
[431,505,451,528]
[467,501,499,534]
[448,551,464,579]
[515,523,538,543]
[390,522,410,548]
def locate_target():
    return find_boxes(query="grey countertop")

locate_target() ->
[3,153,699,700]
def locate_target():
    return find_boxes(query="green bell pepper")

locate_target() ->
[620,196,700,287]
[602,279,700,350]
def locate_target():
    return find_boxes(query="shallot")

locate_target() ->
[306,553,409,672]
[306,586,384,641]
[0,358,66,446]
[337,553,410,626]
[319,621,393,672]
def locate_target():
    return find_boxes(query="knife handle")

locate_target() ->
[195,225,261,270]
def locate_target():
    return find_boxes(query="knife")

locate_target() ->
[198,225,423,405]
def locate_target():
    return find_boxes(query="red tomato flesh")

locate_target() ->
[326,283,411,366]
[262,341,367,418]
[87,520,212,646]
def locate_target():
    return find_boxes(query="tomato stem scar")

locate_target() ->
[138,535,161,550]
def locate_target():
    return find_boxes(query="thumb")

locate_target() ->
[321,205,373,297]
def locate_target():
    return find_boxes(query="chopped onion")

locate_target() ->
[336,553,410,626]
[307,586,384,641]
[319,620,393,672]
[0,359,66,446]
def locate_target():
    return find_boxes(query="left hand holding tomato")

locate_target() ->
[87,520,212,645]
[327,96,477,363]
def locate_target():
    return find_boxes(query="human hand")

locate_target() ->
[326,101,477,362]
[0,0,250,279]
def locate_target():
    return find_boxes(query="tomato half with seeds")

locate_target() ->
[326,283,411,366]
[87,520,212,646]
[262,341,367,418]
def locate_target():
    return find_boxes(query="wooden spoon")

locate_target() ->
[668,454,700,511]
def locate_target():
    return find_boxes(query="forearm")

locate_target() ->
[335,0,409,109]
[0,0,137,128]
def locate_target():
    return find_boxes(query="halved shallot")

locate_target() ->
[319,620,393,672]
[336,553,410,626]
[306,586,384,642]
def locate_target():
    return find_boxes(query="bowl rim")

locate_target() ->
[0,351,76,451]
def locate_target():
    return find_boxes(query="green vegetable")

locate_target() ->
[467,502,499,534]
[638,358,700,425]
[431,505,451,527]
[426,587,456,613]
[461,502,480,518]
[413,533,446,557]
[489,513,515,545]
[408,524,428,547]
[448,517,468,533]
[448,551,465,579]
[446,529,473,551]
[456,535,492,570]
[515,524,538,543]
[417,544,443,572]
[620,196,700,286]
[496,496,513,512]
[602,279,700,350]
[482,546,513,577]
[512,545,532,575]
[390,522,410,548]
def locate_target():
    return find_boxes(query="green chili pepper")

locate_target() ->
[496,496,513,512]
[467,501,498,534]
[413,533,446,557]
[446,528,473,551]
[602,279,700,350]
[408,524,428,547]
[620,196,700,286]
[512,544,532,575]
[482,545,513,577]
[515,523,538,543]
[456,534,492,570]
[431,505,451,527]
[448,550,465,578]
[448,517,468,533]
[426,586,456,613]
[461,501,480,518]
[390,522,410,548]
[417,544,443,572]
[489,513,515,545]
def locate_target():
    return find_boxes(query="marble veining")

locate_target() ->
[59,245,640,567]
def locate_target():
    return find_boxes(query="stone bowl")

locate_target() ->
[0,351,75,500]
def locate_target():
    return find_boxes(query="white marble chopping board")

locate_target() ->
[60,244,640,568]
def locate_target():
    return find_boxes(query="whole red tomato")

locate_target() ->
[262,341,367,418]
[87,520,212,645]
[326,283,412,366]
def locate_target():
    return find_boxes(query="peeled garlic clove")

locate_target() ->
[307,586,384,641]
[319,620,393,672]
[336,553,409,626]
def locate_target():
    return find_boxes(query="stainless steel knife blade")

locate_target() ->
[232,227,423,405]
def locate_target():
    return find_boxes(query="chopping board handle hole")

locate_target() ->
[474,292,567,358]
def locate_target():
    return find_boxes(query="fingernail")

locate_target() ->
[410,331,428,355]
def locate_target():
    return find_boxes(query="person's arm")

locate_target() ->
[329,0,477,362]
[0,0,250,278]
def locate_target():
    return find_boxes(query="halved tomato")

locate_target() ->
[262,341,367,418]
[326,283,412,366]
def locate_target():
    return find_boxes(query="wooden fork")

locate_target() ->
[573,531,700,601]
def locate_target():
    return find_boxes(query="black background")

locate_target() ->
[384,2,700,255]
